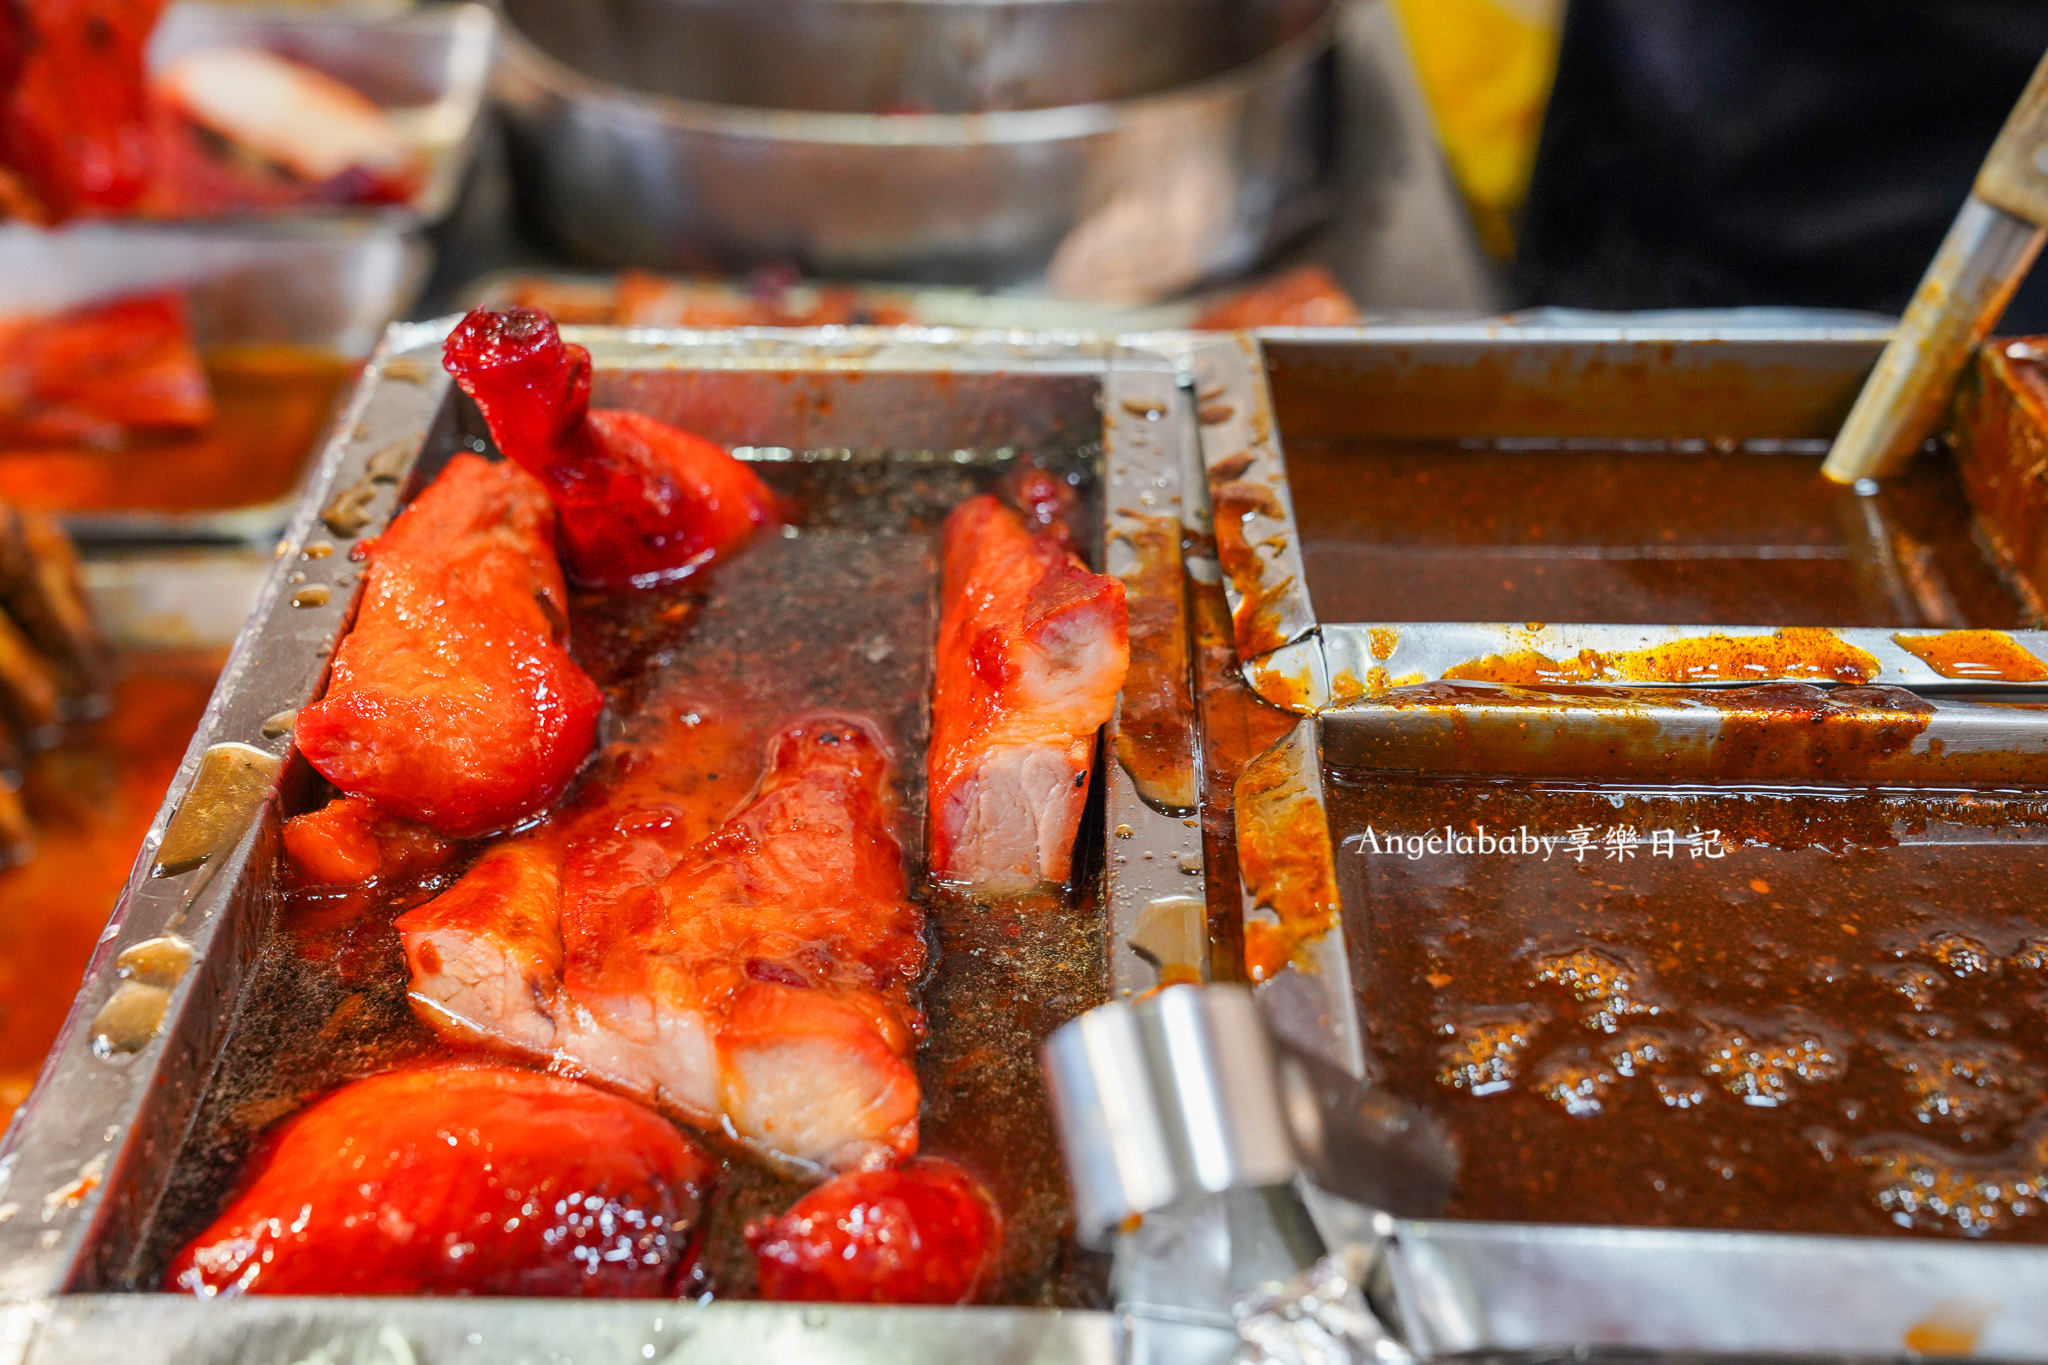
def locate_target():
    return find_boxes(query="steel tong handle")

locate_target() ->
[1041,984,1299,1249]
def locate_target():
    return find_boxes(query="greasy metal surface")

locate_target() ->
[1821,197,2045,483]
[1319,681,2048,787]
[1387,1217,2048,1359]
[1101,362,1205,998]
[1232,720,1358,1075]
[8,1296,1122,1365]
[0,327,1196,1351]
[491,0,1334,298]
[149,1,496,225]
[1321,622,2048,694]
[0,222,428,543]
[1190,334,1320,695]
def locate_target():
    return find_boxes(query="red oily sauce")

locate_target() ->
[0,348,353,515]
[1328,771,2048,1240]
[1893,629,2048,682]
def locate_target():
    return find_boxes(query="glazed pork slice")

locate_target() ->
[165,1065,716,1297]
[155,47,423,201]
[929,492,1129,890]
[399,714,926,1171]
[293,452,604,837]
[0,293,212,446]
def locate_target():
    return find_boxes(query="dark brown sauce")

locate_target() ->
[0,348,353,514]
[1328,771,2048,1240]
[1111,514,1196,814]
[1286,439,2030,628]
[128,454,1110,1304]
[0,652,223,1127]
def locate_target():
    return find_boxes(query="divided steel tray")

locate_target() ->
[1196,326,2048,1363]
[0,325,1205,1363]
[9,322,2048,1364]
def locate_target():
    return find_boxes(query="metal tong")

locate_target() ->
[1824,48,2048,483]
[1041,985,1456,1364]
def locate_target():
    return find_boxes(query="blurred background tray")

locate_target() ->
[0,223,428,543]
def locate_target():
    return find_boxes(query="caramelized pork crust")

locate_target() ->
[443,307,776,589]
[929,491,1128,890]
[400,714,925,1171]
[165,1065,716,1297]
[293,452,603,838]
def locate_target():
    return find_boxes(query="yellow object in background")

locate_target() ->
[1390,0,1563,259]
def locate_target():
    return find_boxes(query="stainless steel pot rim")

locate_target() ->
[493,0,1335,146]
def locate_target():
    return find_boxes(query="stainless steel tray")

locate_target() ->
[0,325,1204,1361]
[1194,326,2048,1362]
[1183,325,2048,709]
[0,221,428,543]
[148,0,496,227]
[1239,706,2048,1361]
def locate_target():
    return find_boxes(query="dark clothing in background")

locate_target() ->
[1514,1,2048,330]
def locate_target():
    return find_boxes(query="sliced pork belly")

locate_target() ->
[400,714,925,1171]
[165,1065,715,1297]
[293,452,603,837]
[929,492,1129,890]
[155,47,423,200]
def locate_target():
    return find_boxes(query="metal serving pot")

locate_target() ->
[491,0,1338,300]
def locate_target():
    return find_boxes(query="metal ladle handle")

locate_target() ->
[1822,47,2048,484]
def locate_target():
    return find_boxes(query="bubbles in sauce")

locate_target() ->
[1331,771,2048,1240]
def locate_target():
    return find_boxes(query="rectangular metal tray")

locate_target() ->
[1242,707,2048,1360]
[0,324,1204,1363]
[147,0,495,227]
[1190,325,2048,710]
[0,221,428,543]
[1202,327,2048,1361]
